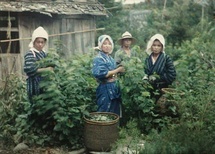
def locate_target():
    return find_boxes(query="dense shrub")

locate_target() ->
[14,50,98,149]
[118,46,175,133]
[0,74,28,149]
[0,0,215,152]
[140,29,215,153]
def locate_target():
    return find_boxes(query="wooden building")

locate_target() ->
[0,0,107,80]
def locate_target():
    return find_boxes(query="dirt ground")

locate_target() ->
[0,147,86,154]
[0,148,65,154]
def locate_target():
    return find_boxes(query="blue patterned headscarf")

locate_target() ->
[98,35,114,54]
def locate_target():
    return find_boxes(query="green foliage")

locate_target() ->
[1,0,215,152]
[140,24,215,154]
[141,87,215,154]
[173,34,215,95]
[14,50,98,148]
[97,0,129,48]
[118,46,175,133]
[0,74,28,149]
[97,0,214,50]
[112,119,145,152]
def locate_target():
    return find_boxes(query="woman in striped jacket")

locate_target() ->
[24,26,53,104]
[143,34,176,100]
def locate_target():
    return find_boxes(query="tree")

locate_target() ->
[96,0,128,50]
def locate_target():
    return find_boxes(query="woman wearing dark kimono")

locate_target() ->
[143,34,176,101]
[92,35,125,116]
[24,26,53,104]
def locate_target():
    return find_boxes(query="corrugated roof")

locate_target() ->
[0,1,107,17]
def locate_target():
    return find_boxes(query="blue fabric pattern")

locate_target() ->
[24,50,46,103]
[145,52,176,85]
[92,51,121,115]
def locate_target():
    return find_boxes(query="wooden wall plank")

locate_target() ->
[82,19,92,53]
[73,19,83,54]
[0,54,21,80]
[1,12,98,79]
[48,19,61,54]
[70,19,76,55]
[66,18,74,56]
[60,18,71,57]
[90,17,96,48]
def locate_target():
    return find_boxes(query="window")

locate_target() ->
[0,11,20,54]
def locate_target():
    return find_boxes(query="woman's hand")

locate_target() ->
[37,67,54,73]
[47,67,54,72]
[149,75,156,82]
[117,66,125,73]
[105,66,125,78]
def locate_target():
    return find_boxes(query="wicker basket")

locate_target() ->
[161,88,185,96]
[156,88,184,116]
[84,112,119,152]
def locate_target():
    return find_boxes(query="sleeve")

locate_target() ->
[114,50,122,66]
[23,52,39,77]
[161,55,176,84]
[92,57,108,80]
[131,49,138,57]
[144,57,150,75]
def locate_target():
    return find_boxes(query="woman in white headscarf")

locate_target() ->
[144,34,176,100]
[92,35,125,116]
[24,26,53,103]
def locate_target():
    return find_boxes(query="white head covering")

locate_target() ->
[28,26,48,48]
[146,34,165,55]
[98,35,114,54]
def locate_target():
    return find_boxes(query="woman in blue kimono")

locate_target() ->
[24,26,53,104]
[92,35,125,116]
[143,34,176,100]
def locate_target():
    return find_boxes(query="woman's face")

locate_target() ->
[101,39,112,54]
[33,37,46,51]
[122,38,132,47]
[151,40,163,55]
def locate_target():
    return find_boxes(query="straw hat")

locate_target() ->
[118,31,136,45]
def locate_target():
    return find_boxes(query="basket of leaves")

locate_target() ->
[83,112,119,152]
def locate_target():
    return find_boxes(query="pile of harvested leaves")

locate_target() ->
[86,114,116,122]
